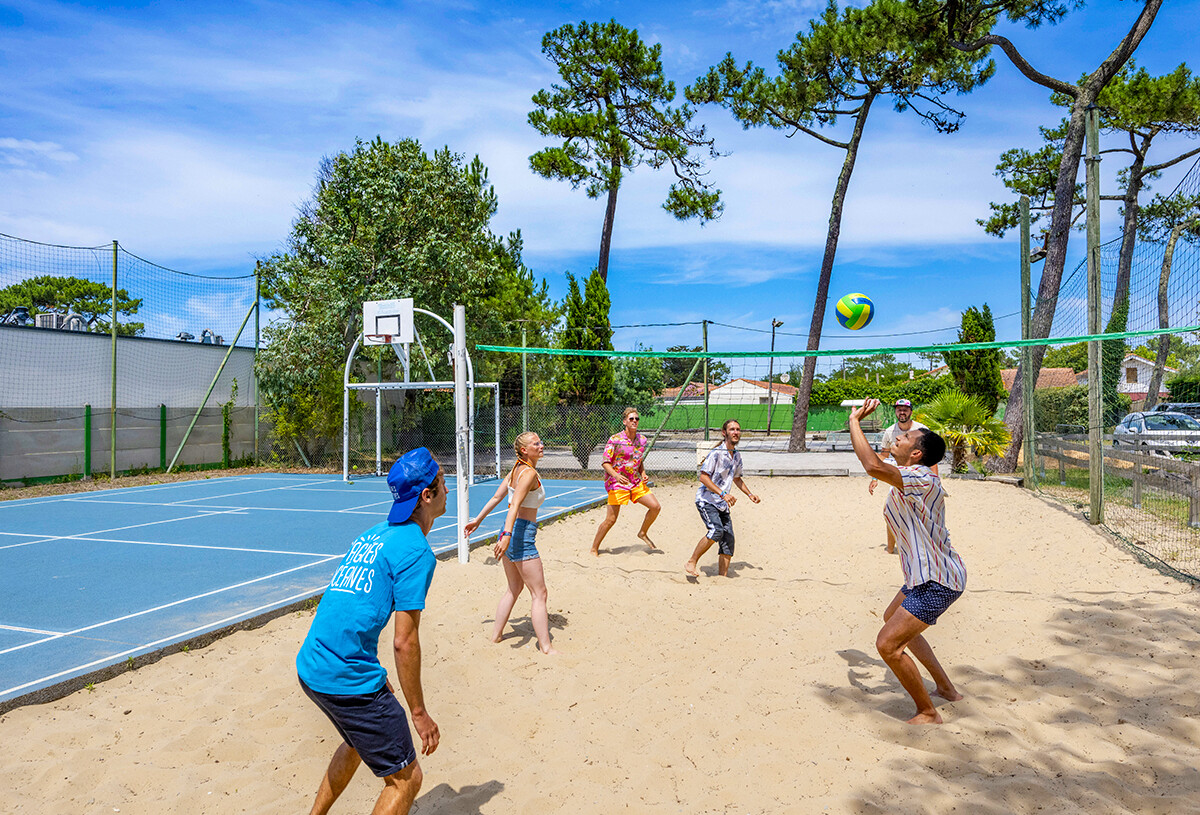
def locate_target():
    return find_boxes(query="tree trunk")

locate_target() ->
[597,158,620,284]
[788,93,875,453]
[1145,222,1187,409]
[995,100,1090,471]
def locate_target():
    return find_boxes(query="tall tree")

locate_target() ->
[256,137,541,456]
[688,0,994,451]
[915,0,1165,470]
[662,345,730,388]
[1140,191,1200,408]
[943,304,1006,417]
[560,269,615,468]
[981,61,1200,418]
[0,275,144,335]
[529,20,722,283]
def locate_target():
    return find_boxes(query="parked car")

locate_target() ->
[1151,402,1200,419]
[1113,411,1200,453]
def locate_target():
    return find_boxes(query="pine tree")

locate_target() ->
[560,269,615,468]
[942,304,1005,417]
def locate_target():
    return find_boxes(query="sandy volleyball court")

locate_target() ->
[2,477,1199,814]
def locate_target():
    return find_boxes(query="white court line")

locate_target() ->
[0,554,340,658]
[0,507,249,551]
[0,585,329,700]
[57,536,340,558]
[30,498,384,516]
[0,624,66,636]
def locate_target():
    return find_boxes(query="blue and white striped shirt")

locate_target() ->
[884,465,966,592]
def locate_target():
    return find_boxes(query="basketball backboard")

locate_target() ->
[363,298,414,345]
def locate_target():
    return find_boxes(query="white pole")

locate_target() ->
[342,335,362,482]
[453,305,470,563]
[493,383,501,480]
[468,384,476,485]
[375,386,382,476]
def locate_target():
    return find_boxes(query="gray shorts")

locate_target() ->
[696,501,735,556]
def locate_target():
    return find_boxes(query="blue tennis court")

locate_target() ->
[0,473,605,708]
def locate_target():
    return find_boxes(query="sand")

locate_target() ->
[3,477,1200,814]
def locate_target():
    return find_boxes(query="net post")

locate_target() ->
[375,386,382,477]
[342,333,362,482]
[110,240,118,481]
[453,305,470,564]
[702,320,710,441]
[1085,104,1104,524]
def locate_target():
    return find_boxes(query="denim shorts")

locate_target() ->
[299,677,416,777]
[505,518,540,561]
[900,581,963,626]
[696,501,735,556]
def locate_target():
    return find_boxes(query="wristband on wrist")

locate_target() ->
[499,530,512,538]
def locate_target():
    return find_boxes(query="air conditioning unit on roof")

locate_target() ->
[35,312,64,330]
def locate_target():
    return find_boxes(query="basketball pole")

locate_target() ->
[453,304,470,563]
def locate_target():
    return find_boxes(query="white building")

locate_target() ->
[1074,352,1175,401]
[659,378,796,405]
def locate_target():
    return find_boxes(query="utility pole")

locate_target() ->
[766,319,783,436]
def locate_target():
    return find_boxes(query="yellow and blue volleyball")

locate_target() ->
[835,293,874,330]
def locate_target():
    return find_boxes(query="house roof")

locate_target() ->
[1000,367,1079,391]
[713,377,799,396]
[659,381,716,399]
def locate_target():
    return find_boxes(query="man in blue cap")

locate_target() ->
[297,447,446,815]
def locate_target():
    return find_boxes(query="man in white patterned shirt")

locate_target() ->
[849,398,965,725]
[685,419,760,577]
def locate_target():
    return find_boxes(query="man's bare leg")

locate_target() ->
[685,536,714,576]
[590,505,620,555]
[372,760,423,815]
[636,494,661,549]
[310,742,361,815]
[876,606,942,724]
[717,553,731,576]
[882,592,961,701]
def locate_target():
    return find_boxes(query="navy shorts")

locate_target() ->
[900,581,962,626]
[696,501,735,556]
[505,518,540,562]
[299,677,416,777]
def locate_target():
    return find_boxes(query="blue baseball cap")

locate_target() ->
[387,448,440,524]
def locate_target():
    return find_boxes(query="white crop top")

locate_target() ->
[508,467,546,509]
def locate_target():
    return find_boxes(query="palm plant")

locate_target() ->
[916,389,1011,473]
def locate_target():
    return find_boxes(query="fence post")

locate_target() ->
[159,404,167,470]
[1131,456,1142,509]
[1059,452,1065,486]
[84,404,92,480]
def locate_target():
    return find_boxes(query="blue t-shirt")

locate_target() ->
[296,520,437,695]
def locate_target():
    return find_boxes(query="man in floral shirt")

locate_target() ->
[590,407,662,555]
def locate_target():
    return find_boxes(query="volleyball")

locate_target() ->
[835,293,874,330]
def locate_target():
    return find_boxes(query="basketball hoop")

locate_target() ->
[364,333,395,345]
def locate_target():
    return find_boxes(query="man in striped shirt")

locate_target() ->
[849,398,965,725]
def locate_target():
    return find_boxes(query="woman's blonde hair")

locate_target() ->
[510,431,540,480]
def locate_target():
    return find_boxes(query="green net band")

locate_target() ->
[477,324,1200,358]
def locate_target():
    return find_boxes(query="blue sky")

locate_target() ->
[2,0,1199,367]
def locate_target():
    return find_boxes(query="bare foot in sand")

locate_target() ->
[540,645,559,655]
[590,547,601,557]
[907,710,943,725]
[638,532,656,549]
[933,686,963,702]
[684,560,700,577]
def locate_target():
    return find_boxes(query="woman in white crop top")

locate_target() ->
[464,431,557,655]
